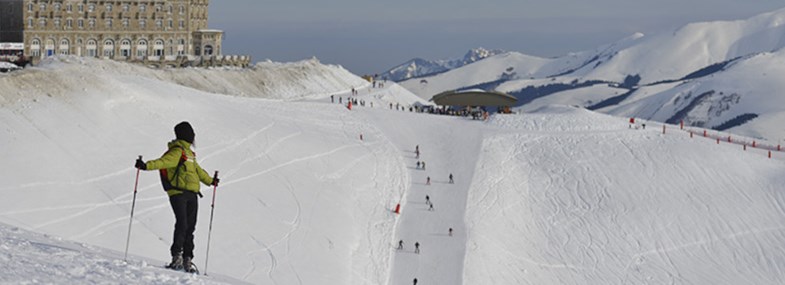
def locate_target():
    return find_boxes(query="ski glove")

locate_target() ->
[135,158,147,170]
[212,177,220,186]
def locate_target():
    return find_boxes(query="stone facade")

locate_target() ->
[0,0,236,66]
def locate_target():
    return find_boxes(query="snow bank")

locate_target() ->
[21,56,370,101]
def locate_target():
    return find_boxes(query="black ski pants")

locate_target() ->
[169,191,198,259]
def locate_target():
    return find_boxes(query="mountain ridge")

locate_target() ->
[379,47,505,82]
[396,6,785,142]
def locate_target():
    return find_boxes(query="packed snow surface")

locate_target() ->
[2,58,785,284]
[0,223,244,284]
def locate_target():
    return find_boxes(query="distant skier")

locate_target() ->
[426,176,430,185]
[449,228,453,236]
[339,97,343,104]
[415,149,420,159]
[413,278,418,285]
[398,240,404,250]
[330,95,334,103]
[416,161,421,169]
[428,203,434,211]
[135,121,219,273]
[414,242,420,254]
[425,195,430,205]
[416,145,419,152]
[449,173,454,184]
[422,161,426,170]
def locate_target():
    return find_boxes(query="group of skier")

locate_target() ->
[398,144,457,284]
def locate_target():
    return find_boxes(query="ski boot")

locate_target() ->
[166,255,183,270]
[183,257,199,274]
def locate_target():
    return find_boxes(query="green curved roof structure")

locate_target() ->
[430,90,517,106]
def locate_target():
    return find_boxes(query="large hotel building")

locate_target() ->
[0,0,224,63]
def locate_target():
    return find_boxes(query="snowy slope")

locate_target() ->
[465,106,785,284]
[600,49,785,141]
[0,222,245,284]
[578,8,785,84]
[0,58,420,284]
[3,58,785,284]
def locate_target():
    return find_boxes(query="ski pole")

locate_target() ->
[124,155,142,262]
[204,171,219,275]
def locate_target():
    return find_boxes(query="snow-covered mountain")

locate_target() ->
[3,57,785,284]
[399,7,785,142]
[380,48,505,82]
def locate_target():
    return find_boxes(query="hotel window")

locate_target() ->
[140,4,146,13]
[106,4,113,12]
[31,39,41,57]
[89,18,95,28]
[66,4,72,13]
[156,20,162,28]
[139,19,146,29]
[78,19,84,28]
[88,4,95,13]
[39,3,46,11]
[106,19,113,28]
[27,3,32,11]
[53,3,61,11]
[78,4,83,12]
[59,39,69,55]
[123,4,130,12]
[66,19,72,28]
[179,20,184,29]
[38,18,46,28]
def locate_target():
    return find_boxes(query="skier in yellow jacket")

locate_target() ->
[135,121,218,272]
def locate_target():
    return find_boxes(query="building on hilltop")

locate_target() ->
[0,0,247,67]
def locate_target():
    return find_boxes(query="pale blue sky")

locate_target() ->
[209,1,784,75]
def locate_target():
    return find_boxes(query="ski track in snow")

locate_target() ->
[222,143,371,187]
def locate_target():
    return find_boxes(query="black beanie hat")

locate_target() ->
[174,121,195,144]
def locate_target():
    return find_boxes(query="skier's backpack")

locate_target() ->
[159,146,187,191]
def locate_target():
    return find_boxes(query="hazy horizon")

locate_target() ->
[209,1,784,75]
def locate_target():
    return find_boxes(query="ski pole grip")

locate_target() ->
[138,155,142,160]
[213,171,219,180]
